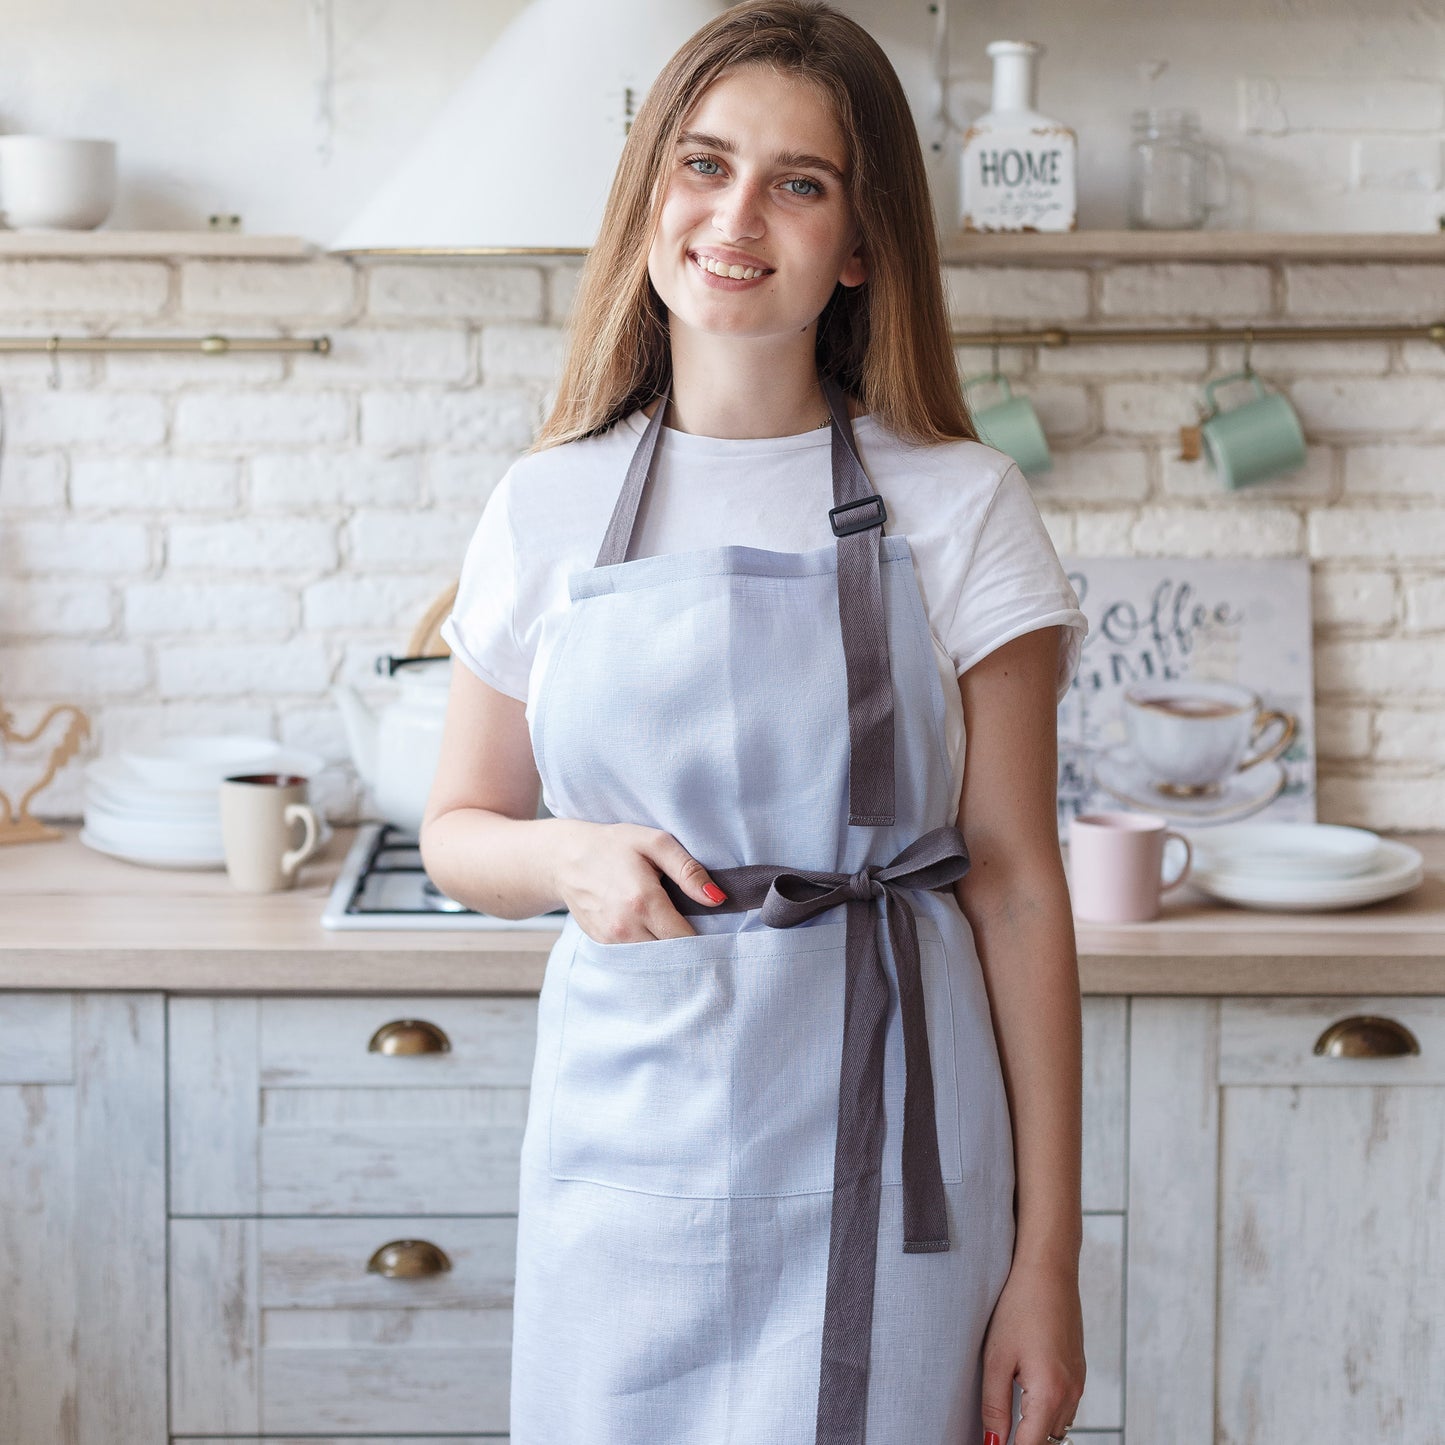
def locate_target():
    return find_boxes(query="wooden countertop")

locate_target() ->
[2,823,1442,995]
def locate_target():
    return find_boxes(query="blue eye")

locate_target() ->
[681,154,825,197]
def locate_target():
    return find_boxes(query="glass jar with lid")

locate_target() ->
[1127,108,1229,230]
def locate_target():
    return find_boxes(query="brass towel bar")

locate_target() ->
[1,321,1440,355]
[953,321,1445,347]
[0,334,330,353]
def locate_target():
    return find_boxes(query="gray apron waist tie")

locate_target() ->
[663,822,971,1443]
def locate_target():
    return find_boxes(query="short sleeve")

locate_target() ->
[439,470,531,701]
[946,463,1088,704]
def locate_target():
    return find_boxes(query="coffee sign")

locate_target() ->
[1054,557,1316,837]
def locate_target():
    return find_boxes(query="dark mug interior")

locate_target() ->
[224,773,307,787]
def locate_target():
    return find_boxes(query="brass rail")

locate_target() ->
[3,322,1440,355]
[952,321,1445,347]
[0,334,330,353]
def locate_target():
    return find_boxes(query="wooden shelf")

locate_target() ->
[939,230,1445,264]
[0,230,317,258]
[3,228,1442,265]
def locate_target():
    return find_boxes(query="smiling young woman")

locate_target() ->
[420,4,1090,1444]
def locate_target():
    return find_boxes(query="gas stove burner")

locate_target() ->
[422,876,471,913]
[320,821,569,931]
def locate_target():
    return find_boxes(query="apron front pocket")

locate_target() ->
[547,914,964,1199]
[548,929,737,1196]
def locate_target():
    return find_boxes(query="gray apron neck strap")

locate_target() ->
[596,374,896,827]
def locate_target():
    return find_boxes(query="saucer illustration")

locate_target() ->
[1091,744,1286,825]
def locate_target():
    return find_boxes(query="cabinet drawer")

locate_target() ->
[169,996,537,1215]
[1220,995,1445,1084]
[171,1217,514,1437]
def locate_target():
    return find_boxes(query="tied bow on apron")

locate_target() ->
[664,823,971,1439]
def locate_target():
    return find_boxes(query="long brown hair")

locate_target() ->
[528,0,976,452]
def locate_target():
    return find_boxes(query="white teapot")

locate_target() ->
[331,657,451,834]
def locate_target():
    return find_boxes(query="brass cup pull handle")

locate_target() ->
[366,1238,453,1278]
[368,1018,451,1055]
[1313,1014,1421,1058]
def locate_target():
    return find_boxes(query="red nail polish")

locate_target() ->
[984,1433,1001,1445]
[702,882,727,903]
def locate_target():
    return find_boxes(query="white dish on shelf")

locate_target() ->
[119,734,285,789]
[85,746,325,800]
[79,816,333,871]
[1186,838,1423,911]
[82,800,225,852]
[78,827,225,870]
[1185,822,1383,881]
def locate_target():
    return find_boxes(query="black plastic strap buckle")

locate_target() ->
[829,493,887,538]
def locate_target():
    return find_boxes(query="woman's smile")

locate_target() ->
[687,248,774,288]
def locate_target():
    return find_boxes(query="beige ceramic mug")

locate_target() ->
[218,773,321,892]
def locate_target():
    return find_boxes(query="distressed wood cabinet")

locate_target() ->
[167,994,534,1440]
[0,993,167,1445]
[8,985,1432,1445]
[1127,994,1445,1444]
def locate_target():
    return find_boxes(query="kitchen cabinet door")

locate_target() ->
[169,995,536,1215]
[1128,995,1445,1444]
[170,1216,515,1436]
[0,992,166,1445]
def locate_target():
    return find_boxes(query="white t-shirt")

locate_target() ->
[441,407,1089,818]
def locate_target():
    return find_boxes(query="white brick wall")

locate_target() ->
[1,251,1442,830]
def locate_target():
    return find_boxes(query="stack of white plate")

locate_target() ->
[80,735,327,870]
[1182,822,1423,911]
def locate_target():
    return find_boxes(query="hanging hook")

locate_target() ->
[1241,326,1255,377]
[46,335,62,391]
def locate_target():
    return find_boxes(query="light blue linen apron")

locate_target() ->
[510,374,1017,1443]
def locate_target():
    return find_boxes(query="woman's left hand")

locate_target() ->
[978,1254,1086,1445]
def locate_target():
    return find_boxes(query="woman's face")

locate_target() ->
[646,63,867,345]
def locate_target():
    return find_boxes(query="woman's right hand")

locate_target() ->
[551,820,728,943]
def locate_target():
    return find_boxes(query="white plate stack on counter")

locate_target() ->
[1180,822,1423,911]
[80,735,329,870]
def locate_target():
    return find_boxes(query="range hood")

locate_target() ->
[329,0,725,256]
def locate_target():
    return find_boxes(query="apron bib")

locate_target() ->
[510,376,1017,1444]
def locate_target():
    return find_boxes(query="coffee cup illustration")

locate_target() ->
[1121,679,1295,797]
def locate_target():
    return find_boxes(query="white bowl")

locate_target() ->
[119,734,285,790]
[0,136,117,230]
[83,801,225,853]
[1185,822,1382,881]
[79,829,224,871]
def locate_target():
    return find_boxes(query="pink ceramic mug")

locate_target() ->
[1067,811,1193,922]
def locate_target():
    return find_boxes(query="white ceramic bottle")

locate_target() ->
[960,40,1077,233]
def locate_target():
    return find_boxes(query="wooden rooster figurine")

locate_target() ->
[0,700,91,844]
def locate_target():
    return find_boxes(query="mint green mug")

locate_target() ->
[962,372,1053,476]
[1200,370,1307,489]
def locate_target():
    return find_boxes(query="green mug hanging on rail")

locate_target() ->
[962,372,1053,476]
[1199,369,1307,489]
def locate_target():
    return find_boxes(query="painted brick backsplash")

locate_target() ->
[0,253,1441,828]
